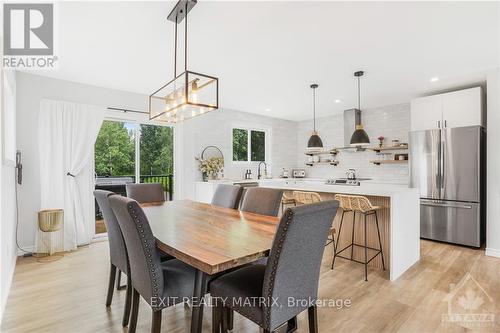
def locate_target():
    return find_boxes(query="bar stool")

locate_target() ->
[331,194,385,281]
[281,192,296,211]
[293,191,336,247]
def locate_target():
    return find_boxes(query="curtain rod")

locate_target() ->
[107,107,149,115]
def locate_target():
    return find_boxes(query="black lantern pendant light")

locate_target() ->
[307,84,324,150]
[149,0,219,123]
[350,71,370,146]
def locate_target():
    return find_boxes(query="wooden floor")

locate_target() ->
[2,240,500,332]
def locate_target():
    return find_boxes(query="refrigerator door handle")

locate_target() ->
[421,200,473,209]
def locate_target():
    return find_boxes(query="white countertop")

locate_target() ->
[196,178,414,197]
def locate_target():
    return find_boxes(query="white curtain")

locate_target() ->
[38,99,104,251]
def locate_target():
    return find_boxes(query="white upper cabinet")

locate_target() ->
[410,87,483,131]
[410,94,443,131]
[441,87,482,128]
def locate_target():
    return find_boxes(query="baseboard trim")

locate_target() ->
[485,247,500,258]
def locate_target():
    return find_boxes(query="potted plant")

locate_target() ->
[196,157,224,181]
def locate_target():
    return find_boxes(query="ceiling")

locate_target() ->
[29,1,499,121]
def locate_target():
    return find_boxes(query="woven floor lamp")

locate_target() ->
[34,209,64,262]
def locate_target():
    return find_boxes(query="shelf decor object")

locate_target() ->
[307,84,324,150]
[349,71,370,146]
[149,0,218,123]
[34,209,64,262]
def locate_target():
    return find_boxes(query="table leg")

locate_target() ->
[190,269,208,333]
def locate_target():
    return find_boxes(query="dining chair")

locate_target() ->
[109,195,197,333]
[293,191,336,247]
[93,190,132,327]
[210,200,339,333]
[211,184,243,209]
[240,187,284,217]
[126,183,165,203]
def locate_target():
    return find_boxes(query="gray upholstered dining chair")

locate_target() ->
[109,195,197,333]
[126,183,165,203]
[211,184,243,209]
[94,190,132,327]
[210,200,339,333]
[240,187,284,217]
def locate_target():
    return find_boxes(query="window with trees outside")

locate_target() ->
[232,127,267,162]
[94,120,173,234]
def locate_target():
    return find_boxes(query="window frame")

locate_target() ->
[230,123,271,165]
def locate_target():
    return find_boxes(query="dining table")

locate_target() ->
[142,199,281,333]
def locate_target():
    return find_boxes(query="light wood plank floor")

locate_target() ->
[2,240,500,332]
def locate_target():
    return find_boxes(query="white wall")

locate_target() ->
[178,108,299,200]
[0,70,18,322]
[296,103,410,183]
[15,72,150,252]
[486,67,500,257]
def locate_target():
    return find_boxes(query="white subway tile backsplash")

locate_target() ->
[296,103,410,183]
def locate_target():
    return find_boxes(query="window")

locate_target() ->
[94,120,174,235]
[232,127,267,162]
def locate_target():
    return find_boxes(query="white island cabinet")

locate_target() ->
[258,179,420,281]
[194,178,420,281]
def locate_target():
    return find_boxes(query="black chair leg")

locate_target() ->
[287,316,298,332]
[106,264,116,307]
[331,210,345,269]
[122,273,132,327]
[221,306,228,333]
[226,308,234,330]
[364,213,368,282]
[151,310,162,333]
[308,305,318,333]
[212,302,222,333]
[116,270,121,290]
[129,288,140,333]
[374,211,386,270]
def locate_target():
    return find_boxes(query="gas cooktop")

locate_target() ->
[325,178,371,186]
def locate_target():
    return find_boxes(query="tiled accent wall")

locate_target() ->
[296,103,410,183]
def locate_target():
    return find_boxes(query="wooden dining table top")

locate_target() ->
[141,200,280,275]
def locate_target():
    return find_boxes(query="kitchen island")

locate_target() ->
[193,178,420,281]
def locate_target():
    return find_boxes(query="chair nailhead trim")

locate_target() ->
[126,202,162,309]
[263,209,294,330]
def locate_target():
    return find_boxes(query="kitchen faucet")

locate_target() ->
[257,161,267,180]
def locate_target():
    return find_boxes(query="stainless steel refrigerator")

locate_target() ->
[409,126,485,247]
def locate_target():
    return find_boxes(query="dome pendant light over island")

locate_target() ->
[307,84,324,150]
[350,71,370,146]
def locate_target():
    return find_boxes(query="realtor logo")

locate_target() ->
[3,3,53,55]
[2,3,57,69]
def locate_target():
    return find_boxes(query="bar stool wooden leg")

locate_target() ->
[364,213,368,281]
[374,210,386,270]
[350,211,356,260]
[331,210,345,269]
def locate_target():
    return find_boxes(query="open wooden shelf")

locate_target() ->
[305,149,339,156]
[306,161,339,166]
[370,160,408,165]
[371,146,408,153]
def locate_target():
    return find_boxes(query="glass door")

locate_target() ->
[93,120,174,235]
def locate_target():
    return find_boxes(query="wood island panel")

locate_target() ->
[283,191,390,271]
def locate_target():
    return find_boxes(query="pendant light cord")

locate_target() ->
[357,75,361,110]
[313,87,316,131]
[184,1,188,72]
[174,15,178,77]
